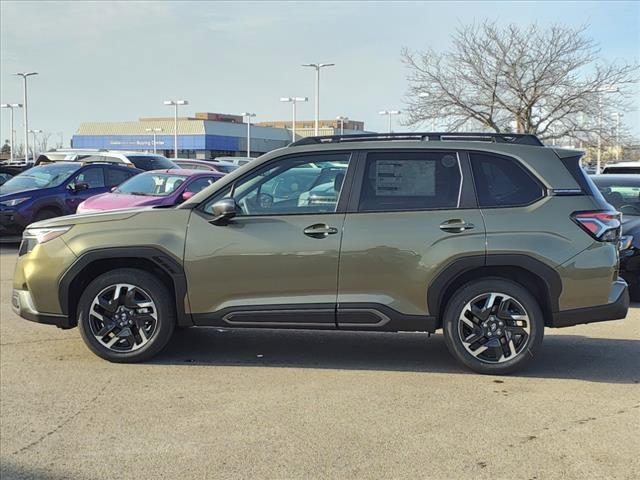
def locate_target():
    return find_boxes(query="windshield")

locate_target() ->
[116,172,188,196]
[593,177,640,216]
[212,164,238,173]
[127,155,177,170]
[0,163,80,190]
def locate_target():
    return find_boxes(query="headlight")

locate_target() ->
[23,226,73,244]
[19,226,73,256]
[0,197,30,207]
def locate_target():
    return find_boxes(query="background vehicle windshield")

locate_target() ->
[127,155,177,170]
[0,163,80,190]
[593,176,640,216]
[116,172,188,196]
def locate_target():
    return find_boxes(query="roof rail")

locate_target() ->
[290,132,544,147]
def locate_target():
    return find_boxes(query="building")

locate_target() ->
[257,119,366,138]
[72,112,292,159]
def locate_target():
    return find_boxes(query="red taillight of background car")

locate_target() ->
[571,210,621,242]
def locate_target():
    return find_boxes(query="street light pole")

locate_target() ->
[302,63,334,136]
[14,72,38,163]
[379,110,401,133]
[241,112,256,158]
[1,103,22,161]
[336,116,349,135]
[145,127,163,154]
[595,86,618,174]
[28,129,42,159]
[614,112,623,161]
[280,97,308,141]
[163,100,188,159]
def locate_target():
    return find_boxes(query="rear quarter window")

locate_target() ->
[470,153,544,207]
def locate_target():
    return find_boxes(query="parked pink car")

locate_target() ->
[77,169,223,213]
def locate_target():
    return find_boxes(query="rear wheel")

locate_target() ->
[442,278,544,374]
[77,268,175,362]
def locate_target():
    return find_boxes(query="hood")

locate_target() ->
[0,184,46,197]
[28,209,142,230]
[80,192,172,211]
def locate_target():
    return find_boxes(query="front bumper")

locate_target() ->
[550,278,629,328]
[0,208,29,235]
[12,289,73,329]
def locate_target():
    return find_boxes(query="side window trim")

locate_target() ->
[348,149,473,214]
[198,151,356,217]
[467,150,546,209]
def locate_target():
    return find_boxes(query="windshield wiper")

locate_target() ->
[128,191,150,196]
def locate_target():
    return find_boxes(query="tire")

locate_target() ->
[442,278,544,375]
[627,274,640,302]
[77,268,175,363]
[33,208,60,222]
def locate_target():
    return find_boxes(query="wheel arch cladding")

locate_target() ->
[59,247,191,327]
[428,254,562,327]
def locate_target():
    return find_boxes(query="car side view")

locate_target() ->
[0,161,141,236]
[12,133,629,374]
[76,169,223,214]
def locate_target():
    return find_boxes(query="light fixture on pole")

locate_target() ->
[28,129,42,159]
[302,63,335,136]
[418,92,437,131]
[163,100,188,159]
[14,72,38,163]
[595,86,618,174]
[280,97,308,141]
[336,116,349,135]
[1,103,23,161]
[379,110,401,133]
[145,127,163,154]
[241,112,256,158]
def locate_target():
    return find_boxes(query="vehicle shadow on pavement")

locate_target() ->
[155,327,640,384]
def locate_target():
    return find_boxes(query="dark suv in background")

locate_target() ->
[12,133,629,374]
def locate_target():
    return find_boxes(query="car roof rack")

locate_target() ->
[290,132,544,147]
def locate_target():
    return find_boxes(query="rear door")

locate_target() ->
[337,150,486,328]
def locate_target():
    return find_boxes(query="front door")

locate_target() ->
[64,166,108,212]
[337,150,486,329]
[184,152,353,328]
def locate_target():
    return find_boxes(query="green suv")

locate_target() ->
[12,133,629,374]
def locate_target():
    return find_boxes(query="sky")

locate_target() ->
[1,0,639,147]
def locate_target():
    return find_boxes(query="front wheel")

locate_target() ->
[77,268,175,362]
[442,278,544,374]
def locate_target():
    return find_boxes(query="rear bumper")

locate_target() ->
[11,289,73,329]
[550,279,629,328]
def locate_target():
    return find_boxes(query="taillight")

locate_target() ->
[571,211,621,242]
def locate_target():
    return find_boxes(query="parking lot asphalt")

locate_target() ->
[1,244,639,480]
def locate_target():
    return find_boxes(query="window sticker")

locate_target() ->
[374,160,435,196]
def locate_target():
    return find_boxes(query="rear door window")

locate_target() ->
[470,153,543,207]
[106,167,136,187]
[357,151,462,212]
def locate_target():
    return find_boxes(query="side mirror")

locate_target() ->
[181,191,195,202]
[210,198,237,225]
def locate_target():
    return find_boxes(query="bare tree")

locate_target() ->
[402,22,639,142]
[37,131,53,152]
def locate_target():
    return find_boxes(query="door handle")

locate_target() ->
[439,219,475,233]
[304,223,339,238]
